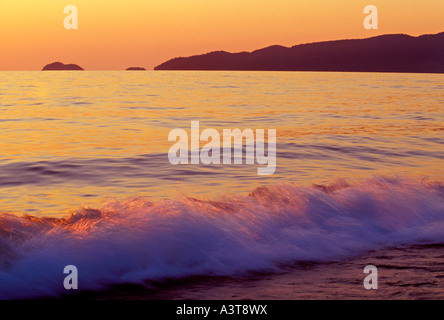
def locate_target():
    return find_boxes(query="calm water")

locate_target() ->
[0,71,443,299]
[0,71,443,216]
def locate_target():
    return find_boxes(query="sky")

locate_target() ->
[1,0,444,70]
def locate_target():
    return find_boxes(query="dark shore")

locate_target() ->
[155,32,444,73]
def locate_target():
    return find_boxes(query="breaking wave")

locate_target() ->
[1,175,444,299]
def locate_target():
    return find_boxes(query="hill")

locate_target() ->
[155,32,444,73]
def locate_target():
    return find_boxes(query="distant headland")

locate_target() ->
[155,32,444,73]
[126,67,146,71]
[42,62,84,71]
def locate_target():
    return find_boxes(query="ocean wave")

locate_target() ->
[0,175,444,299]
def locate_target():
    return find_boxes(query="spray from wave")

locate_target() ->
[1,175,444,299]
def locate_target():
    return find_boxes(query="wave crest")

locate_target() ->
[1,175,444,299]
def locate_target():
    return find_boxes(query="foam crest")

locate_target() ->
[0,175,443,299]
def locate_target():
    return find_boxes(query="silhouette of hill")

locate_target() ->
[126,67,146,71]
[155,32,444,73]
[42,62,84,71]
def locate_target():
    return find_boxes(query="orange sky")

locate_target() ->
[1,0,443,70]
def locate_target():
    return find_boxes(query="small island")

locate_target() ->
[42,62,84,71]
[126,67,146,71]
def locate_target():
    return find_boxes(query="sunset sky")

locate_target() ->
[1,0,443,70]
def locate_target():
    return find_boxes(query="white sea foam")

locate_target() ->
[0,175,443,299]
